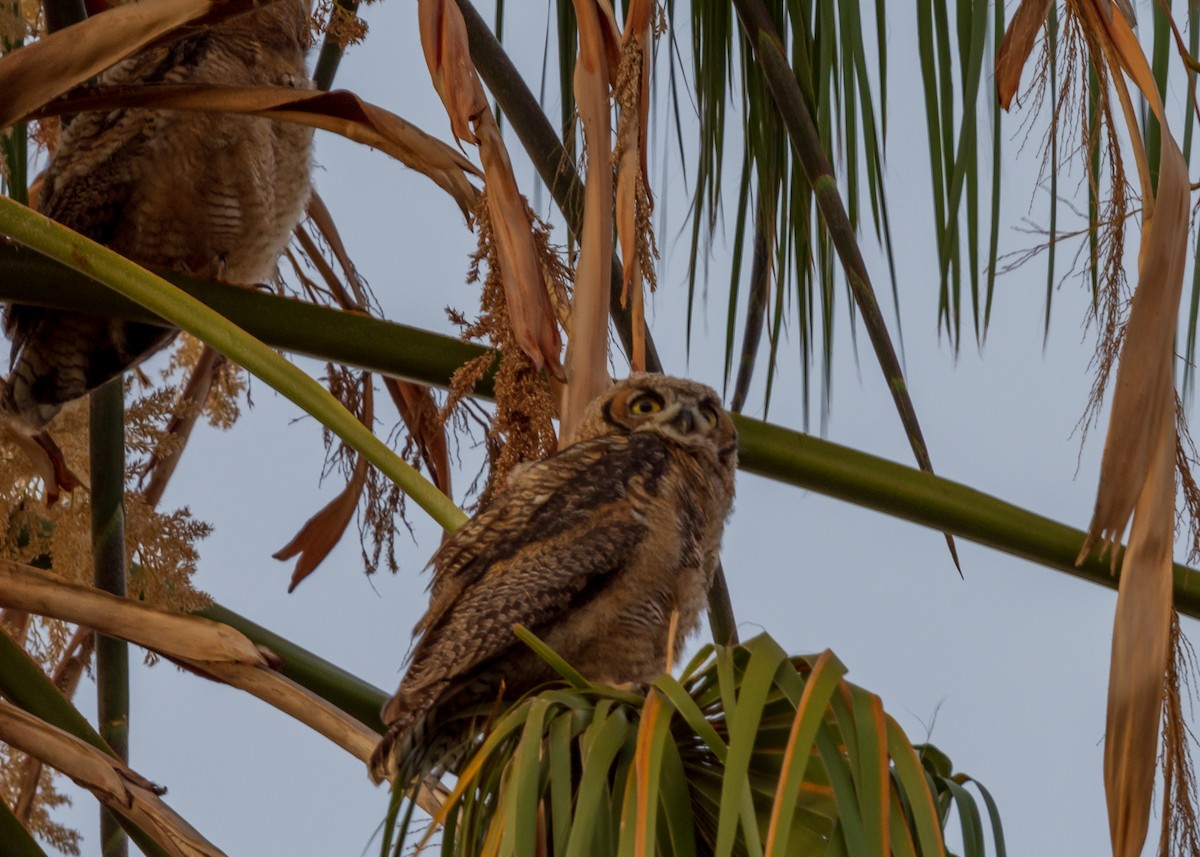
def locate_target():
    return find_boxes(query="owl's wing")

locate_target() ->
[390,431,670,710]
[419,431,667,626]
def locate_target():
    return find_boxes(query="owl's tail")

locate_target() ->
[369,706,443,786]
[369,687,486,787]
[2,309,176,429]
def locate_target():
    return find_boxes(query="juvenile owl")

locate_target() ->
[2,0,314,429]
[369,374,738,784]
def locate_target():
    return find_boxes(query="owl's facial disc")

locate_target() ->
[634,395,716,446]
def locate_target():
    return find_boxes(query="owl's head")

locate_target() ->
[575,374,738,464]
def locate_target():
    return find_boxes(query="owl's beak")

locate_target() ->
[673,406,697,435]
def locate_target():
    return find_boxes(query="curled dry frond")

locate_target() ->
[0,701,225,857]
[1001,3,1196,856]
[26,84,481,217]
[442,191,564,508]
[0,364,212,838]
[1,745,81,855]
[417,0,563,380]
[0,0,271,129]
[560,0,619,441]
[0,561,379,759]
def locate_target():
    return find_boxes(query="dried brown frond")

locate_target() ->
[1160,612,1200,856]
[359,456,405,574]
[441,191,561,507]
[282,206,437,584]
[0,356,212,837]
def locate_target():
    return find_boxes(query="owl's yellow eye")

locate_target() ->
[701,405,720,428]
[629,392,664,415]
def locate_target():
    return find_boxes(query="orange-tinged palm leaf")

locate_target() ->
[1076,7,1186,561]
[30,84,481,216]
[418,0,488,146]
[995,0,1054,109]
[0,0,270,129]
[1104,410,1175,857]
[561,0,616,441]
[274,455,369,592]
[1067,6,1192,856]
[476,118,565,378]
[417,0,563,378]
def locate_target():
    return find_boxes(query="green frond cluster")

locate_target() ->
[385,632,1003,857]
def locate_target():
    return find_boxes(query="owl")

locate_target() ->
[368,374,738,784]
[1,0,314,429]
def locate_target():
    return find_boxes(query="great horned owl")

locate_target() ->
[369,374,738,784]
[1,0,314,429]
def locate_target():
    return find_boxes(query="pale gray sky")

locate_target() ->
[42,1,1187,855]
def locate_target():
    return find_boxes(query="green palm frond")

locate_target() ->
[670,1,894,418]
[385,631,1003,857]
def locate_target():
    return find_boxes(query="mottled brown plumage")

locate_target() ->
[369,374,737,784]
[2,0,314,429]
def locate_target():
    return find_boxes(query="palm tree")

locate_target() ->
[0,0,1194,855]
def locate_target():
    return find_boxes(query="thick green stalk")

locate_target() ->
[734,416,1200,618]
[0,199,466,535]
[0,629,109,751]
[730,0,953,561]
[0,243,495,393]
[4,247,1200,614]
[90,378,128,857]
[199,604,388,729]
[312,0,358,92]
[0,797,48,857]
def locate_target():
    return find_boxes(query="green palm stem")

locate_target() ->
[90,379,128,857]
[0,200,466,536]
[36,0,133,849]
[1,244,1198,617]
[198,604,388,728]
[0,631,172,857]
[312,0,359,92]
[730,0,956,565]
[0,796,48,857]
